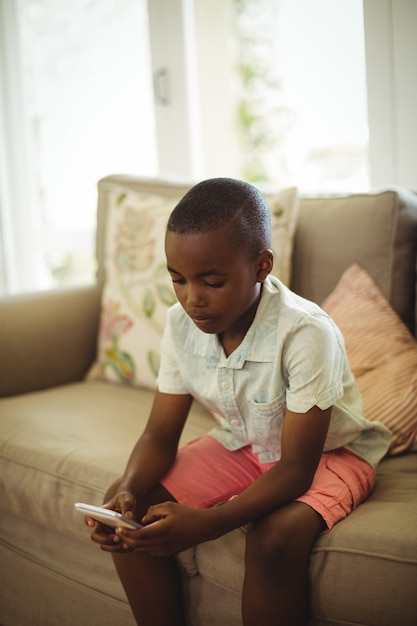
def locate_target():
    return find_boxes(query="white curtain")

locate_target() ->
[0,0,43,295]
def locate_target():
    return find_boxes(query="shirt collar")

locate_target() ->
[181,275,282,367]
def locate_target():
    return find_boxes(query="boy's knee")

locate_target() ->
[245,503,318,570]
[246,514,291,569]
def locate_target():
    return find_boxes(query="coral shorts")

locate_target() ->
[161,435,376,531]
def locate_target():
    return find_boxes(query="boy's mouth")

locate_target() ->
[190,315,215,331]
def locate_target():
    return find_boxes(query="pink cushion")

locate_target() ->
[322,264,417,455]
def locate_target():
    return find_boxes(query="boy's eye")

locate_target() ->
[205,281,225,289]
[171,278,224,289]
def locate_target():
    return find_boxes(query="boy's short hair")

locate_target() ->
[167,178,271,258]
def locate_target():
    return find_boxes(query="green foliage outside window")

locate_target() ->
[233,0,293,184]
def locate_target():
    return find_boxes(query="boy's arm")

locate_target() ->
[124,404,332,555]
[117,390,193,501]
[88,390,192,545]
[208,404,332,534]
[133,406,332,556]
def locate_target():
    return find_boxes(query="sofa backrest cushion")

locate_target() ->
[291,189,417,335]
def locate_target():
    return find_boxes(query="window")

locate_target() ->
[0,0,156,294]
[1,0,415,295]
[232,0,369,193]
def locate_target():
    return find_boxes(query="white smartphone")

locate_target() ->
[74,502,142,530]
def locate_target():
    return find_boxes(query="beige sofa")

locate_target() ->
[1,174,417,626]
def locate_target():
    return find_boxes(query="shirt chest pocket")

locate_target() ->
[246,393,286,453]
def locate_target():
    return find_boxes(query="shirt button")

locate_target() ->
[230,419,240,426]
[221,381,230,390]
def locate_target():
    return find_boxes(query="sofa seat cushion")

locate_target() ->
[190,454,417,623]
[0,381,214,537]
[309,453,417,625]
[0,509,135,610]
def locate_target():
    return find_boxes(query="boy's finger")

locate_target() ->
[90,523,117,544]
[119,495,136,517]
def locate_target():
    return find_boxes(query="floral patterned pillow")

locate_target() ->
[264,186,298,286]
[88,181,298,389]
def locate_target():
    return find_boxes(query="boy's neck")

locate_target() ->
[218,285,263,357]
[218,333,243,358]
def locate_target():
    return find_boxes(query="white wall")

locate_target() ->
[147,0,239,181]
[193,0,240,179]
[364,0,417,188]
[0,0,41,293]
[147,0,202,180]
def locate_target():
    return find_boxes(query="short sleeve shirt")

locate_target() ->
[157,275,391,466]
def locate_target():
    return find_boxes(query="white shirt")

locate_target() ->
[157,275,391,467]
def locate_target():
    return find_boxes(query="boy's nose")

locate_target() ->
[186,284,206,307]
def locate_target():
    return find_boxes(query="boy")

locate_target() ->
[89,178,391,626]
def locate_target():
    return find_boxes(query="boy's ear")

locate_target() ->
[256,249,274,281]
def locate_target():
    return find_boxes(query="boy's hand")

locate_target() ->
[114,502,215,556]
[88,491,137,552]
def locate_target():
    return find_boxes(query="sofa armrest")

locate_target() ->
[0,284,102,397]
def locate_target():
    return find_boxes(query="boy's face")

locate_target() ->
[165,225,267,339]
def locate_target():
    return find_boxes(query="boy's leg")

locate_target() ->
[243,501,325,626]
[105,480,185,626]
[242,449,375,626]
[102,437,258,626]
